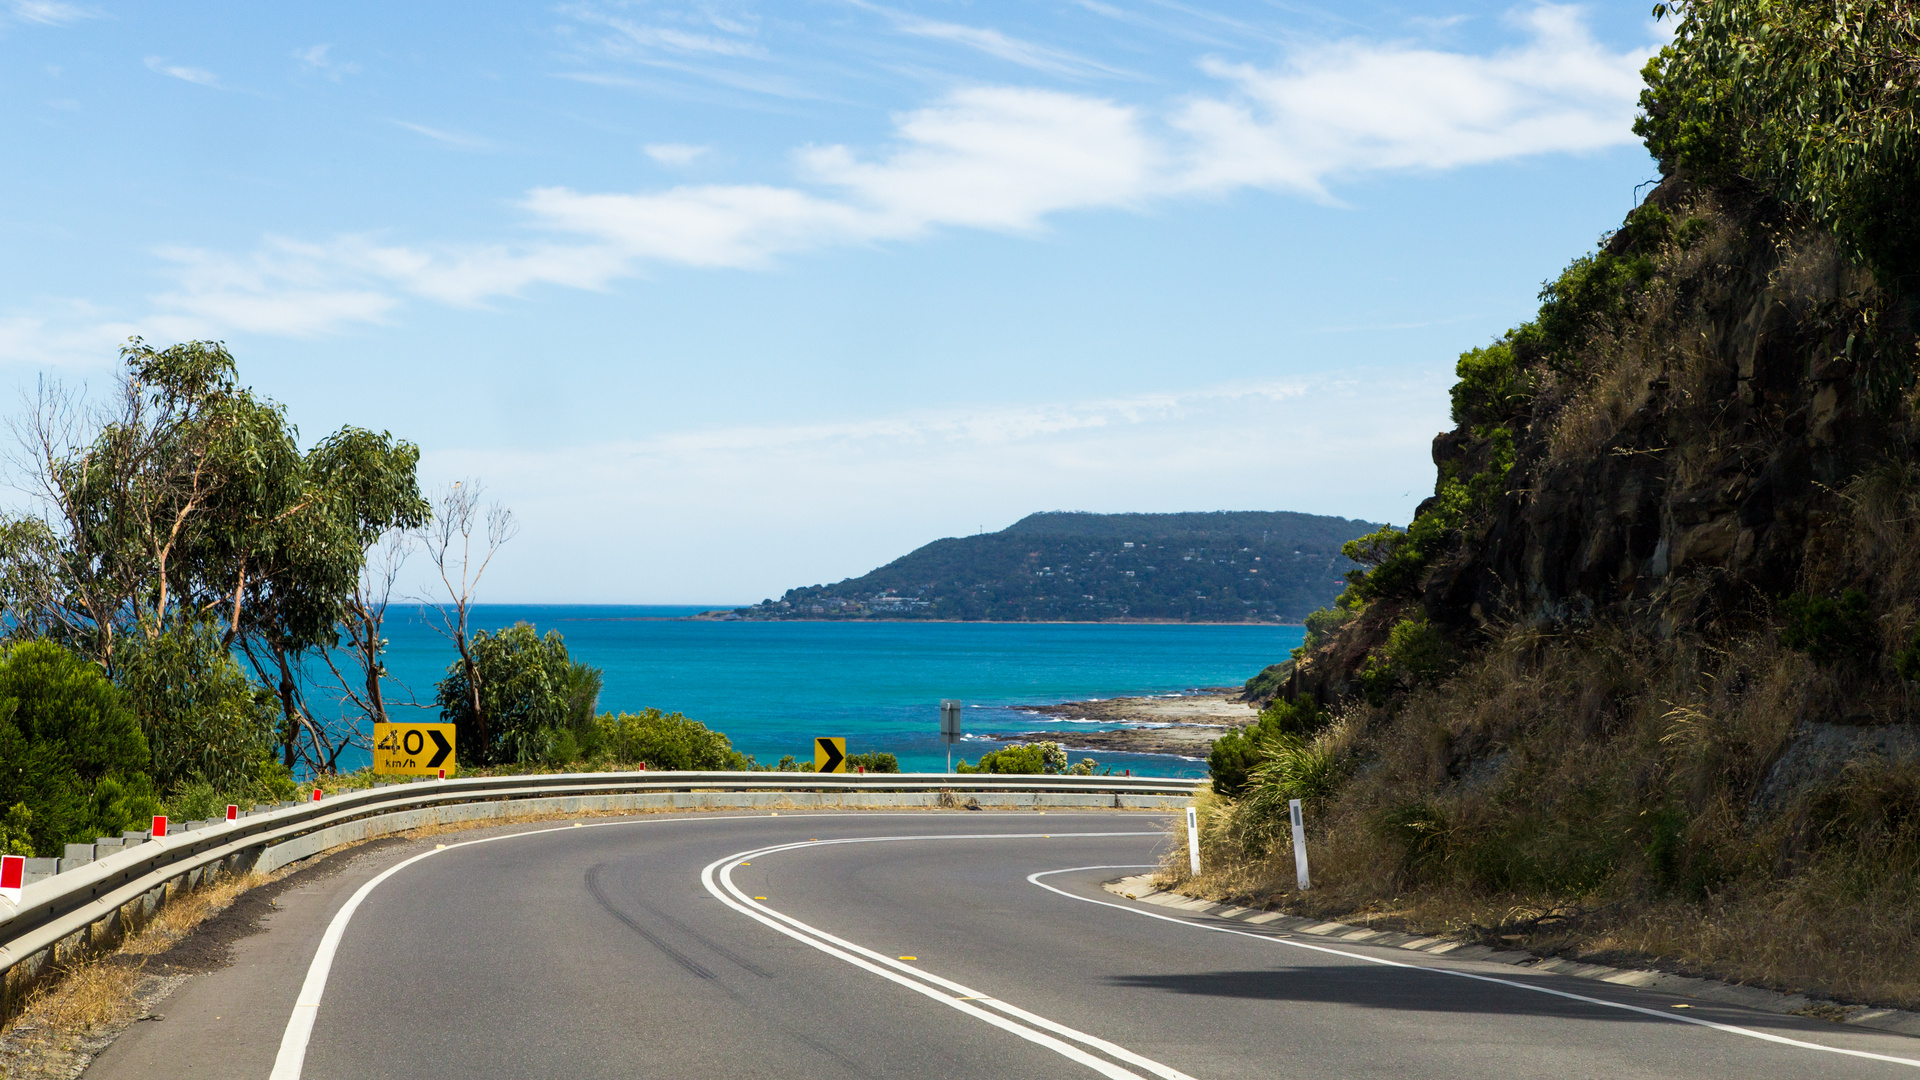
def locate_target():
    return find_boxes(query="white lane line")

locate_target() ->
[702,835,1195,1080]
[1029,867,1920,1071]
[267,811,881,1080]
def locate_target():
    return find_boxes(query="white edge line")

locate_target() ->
[1027,868,1920,1070]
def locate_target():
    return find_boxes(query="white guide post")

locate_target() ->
[1289,798,1311,890]
[1185,805,1201,877]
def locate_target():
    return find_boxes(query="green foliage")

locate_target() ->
[436,623,605,766]
[594,708,749,771]
[115,619,277,790]
[80,773,161,844]
[956,745,1047,774]
[1511,227,1662,373]
[1,803,33,856]
[1208,697,1327,797]
[1781,589,1874,666]
[1291,605,1354,660]
[1893,628,1920,682]
[1358,617,1460,706]
[1342,426,1517,605]
[0,640,156,855]
[1450,342,1529,427]
[1241,661,1292,699]
[846,752,900,773]
[1641,0,1920,284]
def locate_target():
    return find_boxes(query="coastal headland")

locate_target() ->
[996,690,1254,757]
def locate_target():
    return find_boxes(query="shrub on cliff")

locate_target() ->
[436,622,604,766]
[0,640,159,856]
[1781,589,1876,667]
[596,708,748,771]
[1208,697,1327,797]
[1450,342,1528,427]
[955,741,1069,774]
[1640,0,1920,285]
[114,619,279,792]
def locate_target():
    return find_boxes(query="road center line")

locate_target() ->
[701,834,1195,1080]
[1028,866,1920,1071]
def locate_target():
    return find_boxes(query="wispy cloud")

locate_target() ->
[144,56,221,87]
[851,0,1128,79]
[293,43,359,80]
[389,120,493,151]
[16,6,1653,344]
[563,3,766,59]
[646,142,710,165]
[9,1,93,26]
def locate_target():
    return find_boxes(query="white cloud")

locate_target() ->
[293,43,359,80]
[151,241,400,335]
[424,373,1446,602]
[7,6,1652,347]
[645,142,710,165]
[389,120,493,151]
[0,312,141,369]
[1171,5,1648,197]
[144,56,220,87]
[9,1,91,25]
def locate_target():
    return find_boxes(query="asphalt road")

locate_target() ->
[86,811,1920,1079]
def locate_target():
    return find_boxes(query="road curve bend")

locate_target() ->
[81,811,1920,1080]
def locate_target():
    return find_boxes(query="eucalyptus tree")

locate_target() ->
[216,426,429,770]
[4,339,427,777]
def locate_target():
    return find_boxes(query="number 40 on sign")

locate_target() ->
[373,722,456,777]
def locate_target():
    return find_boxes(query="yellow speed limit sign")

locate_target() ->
[373,722,457,776]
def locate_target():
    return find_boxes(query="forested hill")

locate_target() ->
[733,510,1382,622]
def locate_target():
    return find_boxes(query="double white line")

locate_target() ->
[701,834,1195,1080]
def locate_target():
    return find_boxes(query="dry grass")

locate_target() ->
[0,866,276,1050]
[1169,619,1920,1011]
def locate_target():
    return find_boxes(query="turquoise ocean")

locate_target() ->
[338,605,1303,779]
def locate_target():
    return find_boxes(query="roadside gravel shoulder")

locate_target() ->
[1103,873,1920,1040]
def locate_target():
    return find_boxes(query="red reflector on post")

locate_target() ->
[312,789,323,801]
[437,769,445,780]
[151,815,168,838]
[226,804,239,821]
[0,854,24,901]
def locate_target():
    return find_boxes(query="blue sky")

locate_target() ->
[1,0,1665,603]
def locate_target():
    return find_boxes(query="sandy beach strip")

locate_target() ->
[997,689,1257,757]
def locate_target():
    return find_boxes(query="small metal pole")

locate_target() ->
[941,699,962,774]
[1289,798,1311,890]
[1185,805,1201,877]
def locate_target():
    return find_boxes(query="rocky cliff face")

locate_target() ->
[1291,177,1920,719]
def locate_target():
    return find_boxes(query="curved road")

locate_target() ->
[88,811,1920,1078]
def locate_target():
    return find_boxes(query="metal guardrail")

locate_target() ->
[0,770,1196,1003]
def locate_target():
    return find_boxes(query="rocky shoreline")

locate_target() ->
[997,689,1256,757]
